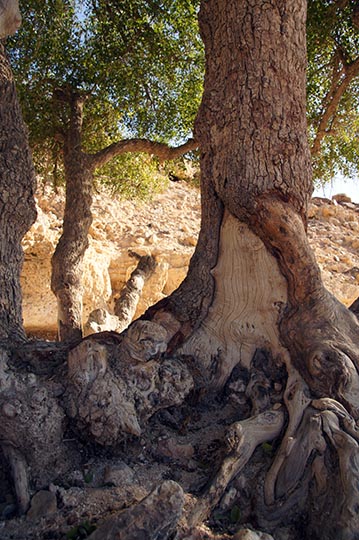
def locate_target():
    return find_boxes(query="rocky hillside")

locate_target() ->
[21,183,359,338]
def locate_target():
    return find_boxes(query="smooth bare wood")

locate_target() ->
[180,212,288,387]
[187,409,285,528]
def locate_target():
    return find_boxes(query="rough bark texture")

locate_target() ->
[0,41,37,341]
[143,1,359,538]
[65,321,193,445]
[51,92,93,343]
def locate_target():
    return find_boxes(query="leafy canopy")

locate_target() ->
[8,1,359,189]
[307,0,359,184]
[8,0,203,194]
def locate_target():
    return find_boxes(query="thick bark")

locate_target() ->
[0,42,37,341]
[142,1,359,538]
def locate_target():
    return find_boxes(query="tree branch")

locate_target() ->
[87,137,198,170]
[311,54,359,157]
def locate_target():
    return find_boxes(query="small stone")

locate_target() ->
[2,403,17,418]
[332,193,351,203]
[1,503,16,520]
[27,490,57,520]
[233,528,274,540]
[156,437,194,461]
[103,462,135,487]
[220,487,238,510]
[181,223,191,233]
[66,469,85,487]
[146,233,158,244]
[181,235,197,247]
[321,206,337,218]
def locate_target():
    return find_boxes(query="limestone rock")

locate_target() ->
[156,437,195,461]
[332,193,351,203]
[20,183,359,336]
[103,462,136,487]
[21,183,200,336]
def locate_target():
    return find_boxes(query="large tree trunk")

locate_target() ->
[0,42,37,341]
[144,1,359,538]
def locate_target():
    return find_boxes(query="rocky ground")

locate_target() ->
[1,182,359,540]
[21,181,359,338]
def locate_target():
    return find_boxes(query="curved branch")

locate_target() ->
[311,54,359,157]
[87,137,198,170]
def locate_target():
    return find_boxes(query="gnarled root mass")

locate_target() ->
[1,322,359,539]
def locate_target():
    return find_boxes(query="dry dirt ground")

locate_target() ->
[1,182,359,540]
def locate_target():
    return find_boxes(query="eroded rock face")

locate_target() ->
[21,185,359,336]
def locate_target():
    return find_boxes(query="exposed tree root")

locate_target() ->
[264,361,311,505]
[66,320,194,445]
[1,445,29,514]
[186,408,285,528]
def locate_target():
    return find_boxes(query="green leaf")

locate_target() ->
[230,504,241,523]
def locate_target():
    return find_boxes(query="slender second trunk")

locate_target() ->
[51,94,93,342]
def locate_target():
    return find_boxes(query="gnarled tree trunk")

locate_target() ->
[142,1,359,538]
[0,41,36,342]
[3,2,359,540]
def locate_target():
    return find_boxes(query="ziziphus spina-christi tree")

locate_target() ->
[144,1,359,537]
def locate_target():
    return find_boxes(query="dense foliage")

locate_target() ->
[307,0,359,184]
[8,0,203,195]
[7,0,359,188]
